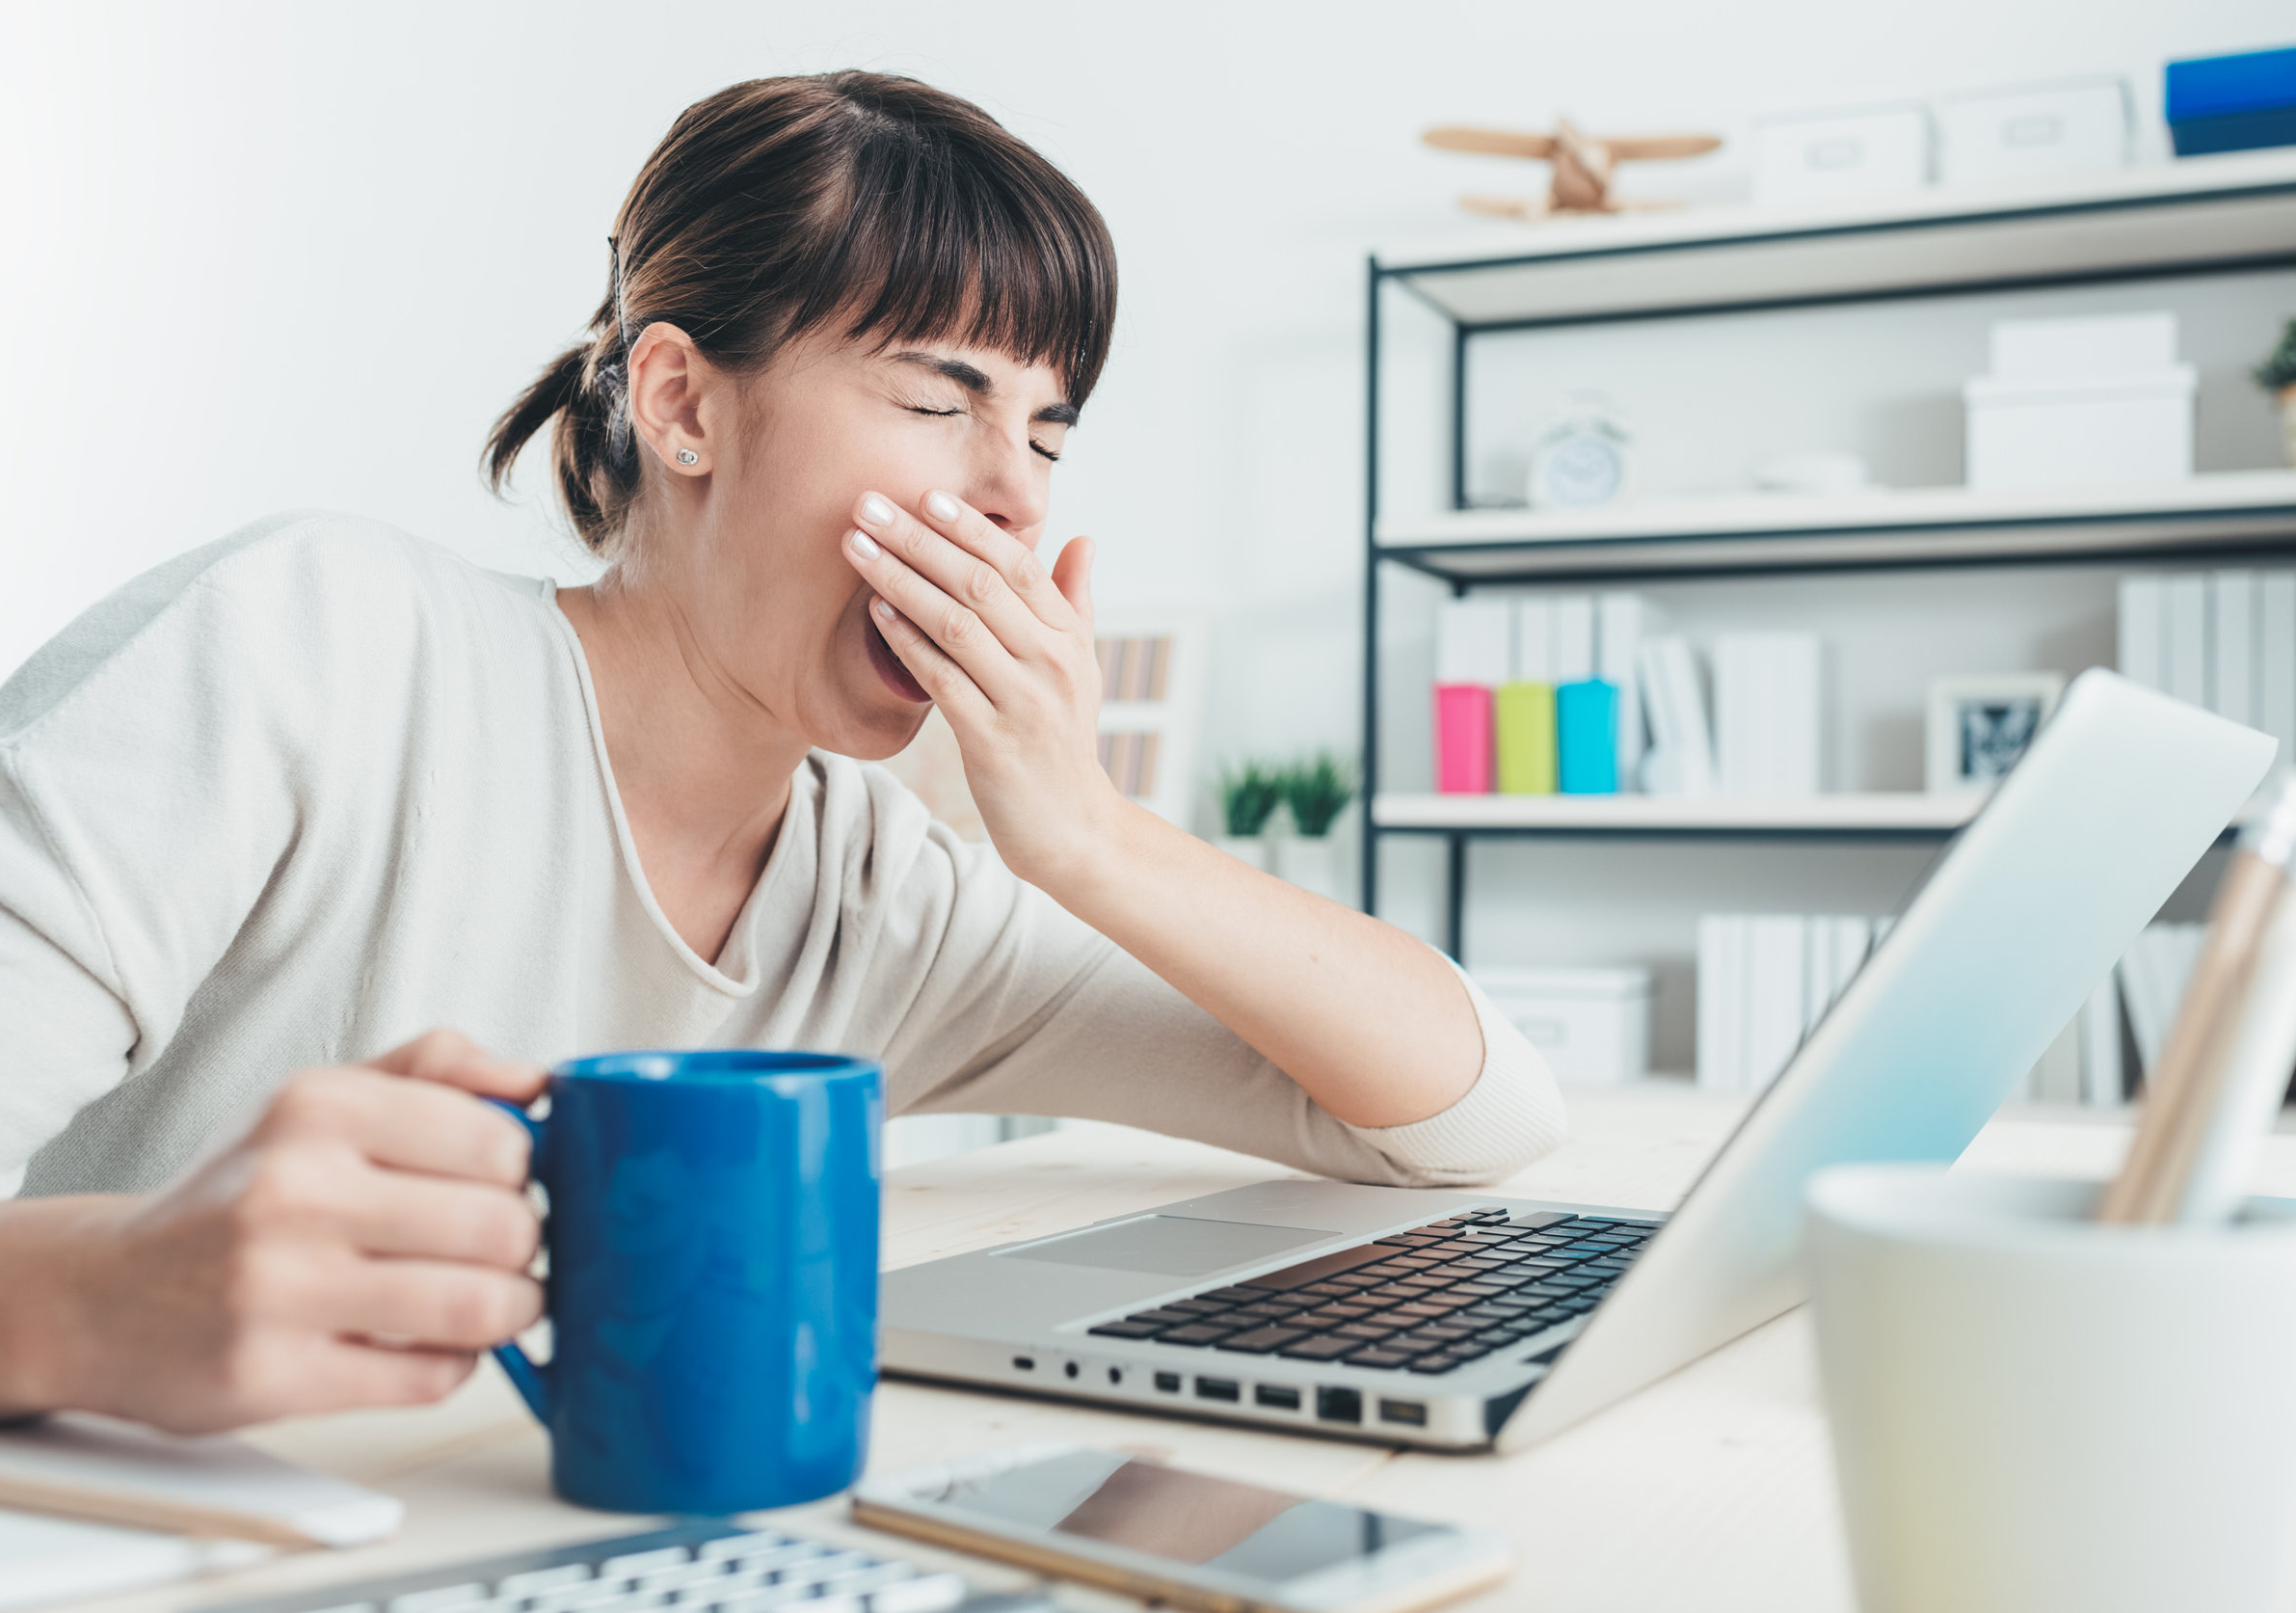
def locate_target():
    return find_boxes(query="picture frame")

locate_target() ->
[1925,672,2068,795]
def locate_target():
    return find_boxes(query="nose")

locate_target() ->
[963,429,1051,543]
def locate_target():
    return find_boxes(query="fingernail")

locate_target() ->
[861,493,895,525]
[871,597,895,622]
[925,490,960,521]
[847,528,879,559]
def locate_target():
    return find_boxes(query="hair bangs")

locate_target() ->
[795,104,1116,406]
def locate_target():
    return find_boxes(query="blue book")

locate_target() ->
[1557,680,1619,794]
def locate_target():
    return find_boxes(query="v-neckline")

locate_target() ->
[539,578,795,997]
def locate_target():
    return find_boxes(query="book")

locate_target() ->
[1514,597,1556,685]
[1638,636,1717,796]
[1699,913,1883,1095]
[1434,599,1511,686]
[2164,574,2209,709]
[2117,575,2163,689]
[2263,572,2296,765]
[2078,974,2125,1106]
[1815,916,1874,1031]
[1802,922,1836,1042]
[1551,595,1596,684]
[1714,632,1826,795]
[1434,685,1495,793]
[1597,594,1650,792]
[2119,565,2296,760]
[1494,683,1558,793]
[1434,601,1510,794]
[1556,681,1619,794]
[1695,915,1748,1093]
[2214,570,2256,726]
[1743,914,1810,1091]
[2119,923,2206,1084]
[2027,1018,2084,1104]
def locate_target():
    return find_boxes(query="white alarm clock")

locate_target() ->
[1528,396,1634,510]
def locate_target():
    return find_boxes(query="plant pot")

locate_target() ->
[2281,386,2296,470]
[1213,834,1268,871]
[1273,834,1345,902]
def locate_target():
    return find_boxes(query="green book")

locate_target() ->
[1495,682,1558,794]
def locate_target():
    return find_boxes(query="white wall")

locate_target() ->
[4,0,2290,1053]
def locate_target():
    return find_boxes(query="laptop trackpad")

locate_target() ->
[996,1215,1335,1277]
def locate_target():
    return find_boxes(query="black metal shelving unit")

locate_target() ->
[1358,149,2296,959]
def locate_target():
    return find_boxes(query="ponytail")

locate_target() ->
[484,321,641,555]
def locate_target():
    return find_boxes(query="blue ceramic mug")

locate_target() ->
[489,1050,883,1514]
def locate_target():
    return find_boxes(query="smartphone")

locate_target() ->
[851,1442,1511,1613]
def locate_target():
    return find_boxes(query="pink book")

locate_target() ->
[1434,684,1495,793]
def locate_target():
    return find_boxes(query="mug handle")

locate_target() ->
[484,1097,552,1424]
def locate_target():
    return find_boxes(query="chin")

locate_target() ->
[840,704,932,762]
[816,656,933,761]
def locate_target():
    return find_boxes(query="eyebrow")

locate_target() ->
[889,350,1079,427]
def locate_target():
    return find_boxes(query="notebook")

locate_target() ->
[0,1411,403,1606]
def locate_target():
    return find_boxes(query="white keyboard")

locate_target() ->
[215,1520,1050,1613]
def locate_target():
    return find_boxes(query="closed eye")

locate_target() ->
[904,399,1061,463]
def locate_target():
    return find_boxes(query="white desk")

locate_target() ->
[65,1085,2296,1613]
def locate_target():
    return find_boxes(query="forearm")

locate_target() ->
[0,1194,122,1418]
[1040,798,1483,1128]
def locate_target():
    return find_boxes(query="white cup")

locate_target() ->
[1806,1163,2296,1613]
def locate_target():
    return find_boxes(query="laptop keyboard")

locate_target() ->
[214,1519,1045,1613]
[1085,1207,1657,1377]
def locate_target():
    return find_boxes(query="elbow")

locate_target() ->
[1351,1046,1571,1189]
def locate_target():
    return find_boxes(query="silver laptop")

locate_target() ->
[881,670,2273,1451]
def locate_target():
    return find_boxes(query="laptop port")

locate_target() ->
[1254,1384,1301,1411]
[1154,1372,1182,1393]
[1012,1356,1034,1371]
[1107,1367,1123,1385]
[1196,1376,1241,1403]
[1378,1399,1428,1427]
[1064,1361,1080,1380]
[1316,1386,1363,1425]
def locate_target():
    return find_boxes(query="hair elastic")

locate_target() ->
[601,235,638,466]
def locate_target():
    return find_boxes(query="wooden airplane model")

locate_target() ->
[1424,117,1722,219]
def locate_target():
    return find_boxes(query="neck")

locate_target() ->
[555,559,809,960]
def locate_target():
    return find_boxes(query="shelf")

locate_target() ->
[1374,471,2296,583]
[1375,148,2296,328]
[1373,792,1978,838]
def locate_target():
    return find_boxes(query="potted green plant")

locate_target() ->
[1215,762,1282,869]
[2255,317,2296,470]
[1272,752,1356,901]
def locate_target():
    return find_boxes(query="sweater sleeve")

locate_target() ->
[859,776,1566,1188]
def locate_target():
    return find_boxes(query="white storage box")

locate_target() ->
[1989,311,2176,381]
[1964,368,2196,490]
[1752,104,1932,207]
[1473,966,1652,1086]
[1936,76,2131,187]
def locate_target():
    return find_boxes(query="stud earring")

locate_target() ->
[676,448,698,466]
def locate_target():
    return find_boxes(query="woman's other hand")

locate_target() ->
[845,488,1122,889]
[2,1031,546,1434]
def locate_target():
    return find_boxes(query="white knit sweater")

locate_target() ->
[0,513,1566,1198]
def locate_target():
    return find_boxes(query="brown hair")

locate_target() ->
[485,72,1118,554]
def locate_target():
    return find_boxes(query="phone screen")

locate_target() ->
[930,1448,1444,1585]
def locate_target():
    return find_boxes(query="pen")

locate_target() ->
[2098,771,2296,1225]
